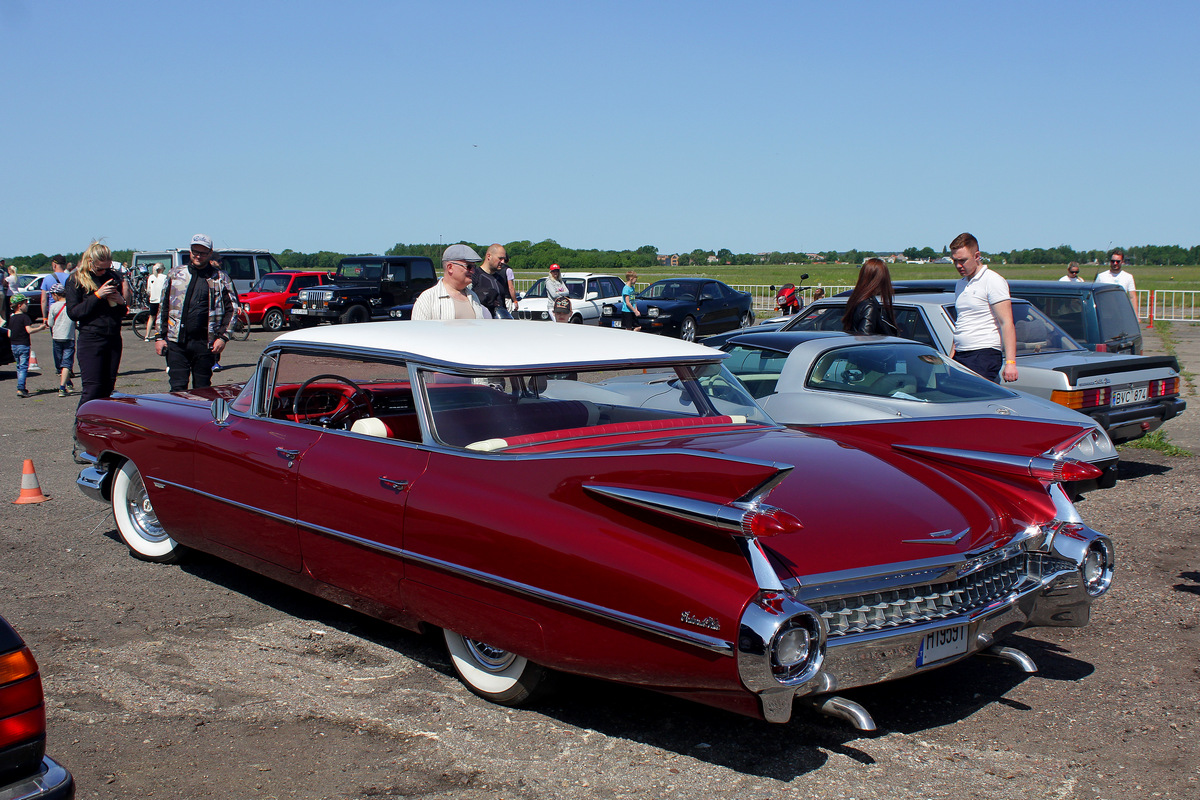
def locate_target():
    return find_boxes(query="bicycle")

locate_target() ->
[227,305,251,341]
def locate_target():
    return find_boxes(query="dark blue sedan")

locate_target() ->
[601,278,753,341]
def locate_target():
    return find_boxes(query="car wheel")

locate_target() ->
[111,460,181,563]
[339,305,370,324]
[741,311,754,328]
[263,308,286,332]
[442,628,549,705]
[569,313,584,324]
[680,316,697,342]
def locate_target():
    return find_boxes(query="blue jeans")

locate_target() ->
[53,338,76,374]
[12,344,30,390]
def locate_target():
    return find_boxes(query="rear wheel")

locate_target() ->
[229,310,251,341]
[442,629,548,705]
[111,460,181,563]
[131,310,154,340]
[740,311,754,328]
[569,313,584,324]
[263,307,286,332]
[679,316,697,342]
[339,305,370,324]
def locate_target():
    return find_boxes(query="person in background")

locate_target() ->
[47,283,77,396]
[8,293,48,397]
[545,264,569,323]
[620,271,641,331]
[948,232,1017,384]
[410,244,488,320]
[1059,261,1084,282]
[144,263,166,340]
[481,244,514,319]
[842,257,898,335]
[1095,248,1137,309]
[40,255,69,319]
[1,260,14,320]
[502,253,518,317]
[473,245,507,319]
[65,241,129,404]
[811,287,826,303]
[155,234,237,390]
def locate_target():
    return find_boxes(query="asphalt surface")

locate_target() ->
[2,320,1197,799]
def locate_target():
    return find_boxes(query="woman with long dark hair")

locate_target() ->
[842,257,898,335]
[65,241,129,404]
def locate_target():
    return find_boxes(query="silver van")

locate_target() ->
[130,248,282,295]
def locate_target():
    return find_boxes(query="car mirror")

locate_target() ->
[211,397,230,425]
[586,292,599,301]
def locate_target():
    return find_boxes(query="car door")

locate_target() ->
[191,355,323,572]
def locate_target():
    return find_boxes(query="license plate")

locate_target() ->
[916,623,968,666]
[1111,386,1148,407]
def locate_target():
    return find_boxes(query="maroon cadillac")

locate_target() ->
[75,321,1114,729]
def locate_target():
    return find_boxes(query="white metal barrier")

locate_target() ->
[512,280,1200,323]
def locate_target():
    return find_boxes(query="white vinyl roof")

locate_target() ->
[273,319,724,370]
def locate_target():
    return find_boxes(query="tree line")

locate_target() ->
[5,240,1199,273]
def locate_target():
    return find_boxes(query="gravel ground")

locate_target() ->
[1,322,1197,800]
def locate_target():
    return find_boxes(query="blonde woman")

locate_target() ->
[65,242,129,404]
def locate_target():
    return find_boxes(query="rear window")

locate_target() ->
[1095,290,1140,343]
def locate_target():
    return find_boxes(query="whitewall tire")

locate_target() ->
[111,460,181,563]
[442,629,548,705]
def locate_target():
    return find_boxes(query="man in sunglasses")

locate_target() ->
[1095,249,1137,308]
[1059,261,1084,282]
[411,243,489,320]
[155,234,237,390]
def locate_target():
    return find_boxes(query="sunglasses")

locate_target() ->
[1069,270,1080,275]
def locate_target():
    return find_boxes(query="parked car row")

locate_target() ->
[75,320,1115,730]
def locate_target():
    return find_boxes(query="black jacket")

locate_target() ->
[847,297,898,336]
[65,269,127,337]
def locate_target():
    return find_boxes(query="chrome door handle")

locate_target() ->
[276,448,301,466]
[379,477,408,493]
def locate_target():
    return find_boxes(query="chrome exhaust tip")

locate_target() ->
[802,695,877,731]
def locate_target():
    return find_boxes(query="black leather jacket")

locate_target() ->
[847,298,898,335]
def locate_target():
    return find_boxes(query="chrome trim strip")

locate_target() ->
[150,478,735,656]
[583,484,746,533]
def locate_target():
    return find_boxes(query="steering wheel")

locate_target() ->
[293,374,372,427]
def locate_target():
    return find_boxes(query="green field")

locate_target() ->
[515,262,1200,292]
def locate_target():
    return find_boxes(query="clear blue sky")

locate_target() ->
[2,1,1196,258]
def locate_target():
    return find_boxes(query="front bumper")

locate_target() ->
[75,453,109,503]
[737,520,1114,723]
[0,756,76,800]
[289,307,340,321]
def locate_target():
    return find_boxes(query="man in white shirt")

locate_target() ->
[948,232,1017,384]
[411,244,489,320]
[1059,262,1084,282]
[1095,249,1136,309]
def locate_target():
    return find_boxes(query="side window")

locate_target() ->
[221,256,255,283]
[266,352,417,439]
[700,283,720,302]
[603,278,623,297]
[410,260,435,281]
[386,264,409,283]
[295,274,321,289]
[895,308,936,347]
[1095,290,1139,341]
[526,279,547,298]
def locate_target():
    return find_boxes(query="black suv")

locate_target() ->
[893,279,1144,355]
[291,256,437,325]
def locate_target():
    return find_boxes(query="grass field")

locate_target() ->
[514,262,1200,292]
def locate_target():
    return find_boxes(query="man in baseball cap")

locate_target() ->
[154,233,237,389]
[545,263,570,323]
[410,244,489,320]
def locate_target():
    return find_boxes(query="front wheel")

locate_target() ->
[442,629,549,705]
[679,316,697,342]
[740,311,754,328]
[111,460,181,563]
[229,312,251,341]
[262,307,286,332]
[339,305,371,324]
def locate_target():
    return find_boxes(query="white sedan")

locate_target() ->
[516,272,625,324]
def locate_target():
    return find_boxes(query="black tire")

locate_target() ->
[740,311,754,328]
[679,316,697,342]
[111,460,182,563]
[131,310,154,341]
[442,629,549,705]
[339,305,371,324]
[229,313,251,341]
[263,308,286,332]
[569,313,584,324]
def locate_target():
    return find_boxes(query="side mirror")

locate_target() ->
[211,397,230,425]
[517,291,526,300]
[586,291,599,301]
[800,273,810,280]
[770,285,777,291]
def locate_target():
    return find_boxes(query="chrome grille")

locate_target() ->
[300,289,332,306]
[810,553,1027,637]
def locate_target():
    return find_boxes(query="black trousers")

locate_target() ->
[954,347,1003,383]
[166,338,215,391]
[76,332,122,406]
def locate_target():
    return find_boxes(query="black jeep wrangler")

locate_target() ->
[291,255,436,325]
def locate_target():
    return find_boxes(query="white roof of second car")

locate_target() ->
[273,319,724,369]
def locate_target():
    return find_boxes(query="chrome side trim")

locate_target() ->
[148,478,735,656]
[583,484,746,533]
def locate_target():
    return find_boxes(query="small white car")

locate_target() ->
[516,272,625,324]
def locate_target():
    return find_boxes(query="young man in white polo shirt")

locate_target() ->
[948,232,1017,384]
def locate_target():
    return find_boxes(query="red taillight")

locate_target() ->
[1028,458,1104,483]
[0,646,46,748]
[1148,377,1178,398]
[742,504,804,537]
[1051,387,1109,410]
[1095,343,1108,352]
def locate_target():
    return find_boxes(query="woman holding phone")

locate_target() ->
[65,241,129,404]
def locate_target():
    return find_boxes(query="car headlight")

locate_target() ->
[647,307,660,318]
[602,306,613,316]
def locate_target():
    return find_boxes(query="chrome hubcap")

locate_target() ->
[465,638,518,673]
[126,472,169,543]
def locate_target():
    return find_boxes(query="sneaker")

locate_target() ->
[66,381,75,390]
[212,363,222,372]
[17,389,29,398]
[58,387,69,397]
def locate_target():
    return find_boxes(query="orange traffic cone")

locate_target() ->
[27,350,41,374]
[12,459,50,504]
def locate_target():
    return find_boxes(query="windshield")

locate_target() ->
[336,262,381,281]
[252,275,292,293]
[640,281,698,303]
[524,278,584,299]
[806,342,1013,402]
[416,363,770,451]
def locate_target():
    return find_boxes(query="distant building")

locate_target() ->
[706,255,719,264]
[657,254,680,267]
